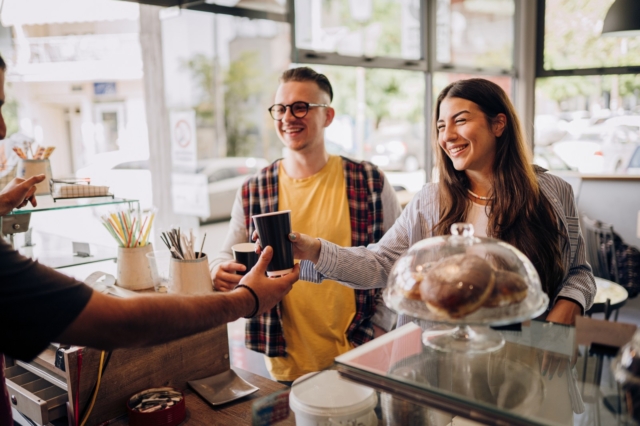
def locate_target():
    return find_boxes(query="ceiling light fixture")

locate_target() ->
[602,0,640,37]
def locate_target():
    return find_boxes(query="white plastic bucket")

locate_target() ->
[290,371,378,426]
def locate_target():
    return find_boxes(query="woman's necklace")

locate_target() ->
[467,189,493,201]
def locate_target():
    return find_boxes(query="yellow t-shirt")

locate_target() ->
[265,155,355,382]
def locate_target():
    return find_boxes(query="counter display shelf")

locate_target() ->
[1,196,139,269]
[16,230,118,269]
[270,320,634,426]
[4,195,137,215]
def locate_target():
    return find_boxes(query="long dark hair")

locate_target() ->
[433,79,565,298]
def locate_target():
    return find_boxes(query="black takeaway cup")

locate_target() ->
[252,210,294,277]
[232,243,260,276]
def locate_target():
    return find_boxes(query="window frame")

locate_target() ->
[535,0,640,78]
[289,0,520,182]
[127,0,524,183]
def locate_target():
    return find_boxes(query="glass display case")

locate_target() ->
[268,320,633,426]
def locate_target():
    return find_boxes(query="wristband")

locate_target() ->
[235,284,259,318]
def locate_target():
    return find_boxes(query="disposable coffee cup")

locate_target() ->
[232,243,259,276]
[252,210,294,277]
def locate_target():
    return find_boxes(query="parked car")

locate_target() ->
[533,146,574,171]
[534,114,568,146]
[623,145,640,174]
[197,157,268,222]
[600,123,640,172]
[76,153,268,221]
[551,122,640,173]
[76,151,153,208]
[551,140,603,173]
[365,124,422,172]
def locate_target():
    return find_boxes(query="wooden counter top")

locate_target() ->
[110,368,295,425]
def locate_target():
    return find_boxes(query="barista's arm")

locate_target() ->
[57,247,298,350]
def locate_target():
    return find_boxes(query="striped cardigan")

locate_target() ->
[301,169,596,312]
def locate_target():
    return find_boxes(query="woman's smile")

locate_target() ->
[447,143,469,156]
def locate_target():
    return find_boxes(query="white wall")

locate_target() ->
[578,178,640,249]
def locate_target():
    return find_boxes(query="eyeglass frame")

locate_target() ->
[268,101,330,121]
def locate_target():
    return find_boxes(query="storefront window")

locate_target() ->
[436,0,514,69]
[543,0,640,71]
[172,12,291,162]
[433,72,512,103]
[299,65,425,178]
[294,0,422,60]
[535,74,640,174]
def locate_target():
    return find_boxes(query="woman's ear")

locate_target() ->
[492,113,507,137]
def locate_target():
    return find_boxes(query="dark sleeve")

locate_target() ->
[0,238,93,361]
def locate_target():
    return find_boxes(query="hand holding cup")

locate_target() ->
[237,246,299,316]
[211,243,261,292]
[253,230,321,264]
[251,211,294,276]
[211,261,244,292]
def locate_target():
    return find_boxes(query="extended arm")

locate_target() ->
[57,246,298,350]
[296,186,434,289]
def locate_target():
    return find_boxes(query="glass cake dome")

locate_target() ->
[384,223,549,353]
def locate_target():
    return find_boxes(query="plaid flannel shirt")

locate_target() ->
[242,157,385,357]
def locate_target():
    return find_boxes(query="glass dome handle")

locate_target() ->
[451,223,475,237]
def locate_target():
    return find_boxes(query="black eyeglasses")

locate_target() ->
[268,101,329,121]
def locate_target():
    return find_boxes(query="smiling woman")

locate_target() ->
[290,78,596,331]
[432,79,566,302]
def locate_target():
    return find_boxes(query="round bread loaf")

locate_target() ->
[420,254,495,319]
[484,269,528,308]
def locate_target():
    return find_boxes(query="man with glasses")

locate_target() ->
[210,67,401,385]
